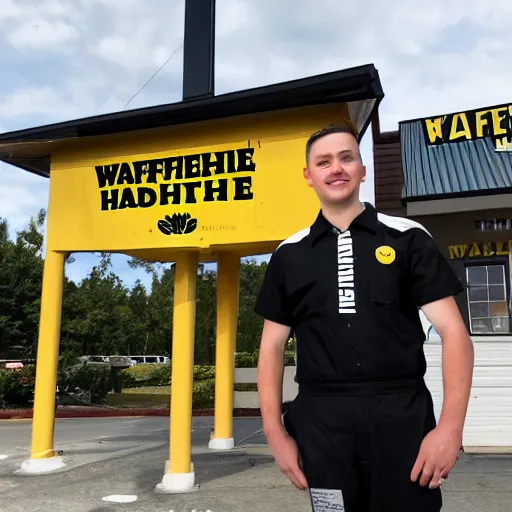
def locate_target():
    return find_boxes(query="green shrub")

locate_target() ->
[235,352,258,368]
[0,366,36,407]
[126,363,162,383]
[284,350,296,366]
[235,350,295,368]
[192,378,215,409]
[148,363,171,386]
[120,363,170,387]
[59,351,81,369]
[58,363,111,404]
[117,365,216,409]
[194,365,215,381]
[120,363,216,389]
[119,369,137,389]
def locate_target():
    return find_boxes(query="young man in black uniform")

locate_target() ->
[255,125,474,512]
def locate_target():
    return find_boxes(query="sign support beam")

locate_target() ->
[182,0,216,101]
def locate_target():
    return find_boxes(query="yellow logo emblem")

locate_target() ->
[375,245,395,264]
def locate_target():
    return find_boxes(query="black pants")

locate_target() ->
[283,378,442,512]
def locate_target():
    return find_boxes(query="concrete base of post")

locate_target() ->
[16,456,66,475]
[155,461,198,494]
[208,437,235,450]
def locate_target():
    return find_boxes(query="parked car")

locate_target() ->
[77,355,110,365]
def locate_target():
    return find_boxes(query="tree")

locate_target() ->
[60,266,131,356]
[126,280,149,355]
[145,267,174,356]
[0,214,45,358]
[195,269,217,364]
[237,259,267,353]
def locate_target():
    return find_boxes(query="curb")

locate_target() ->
[0,407,262,420]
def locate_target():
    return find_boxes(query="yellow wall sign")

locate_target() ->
[46,104,352,259]
[423,103,512,151]
[448,240,512,259]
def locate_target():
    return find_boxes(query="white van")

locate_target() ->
[129,355,170,365]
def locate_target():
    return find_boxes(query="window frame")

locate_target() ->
[464,256,511,336]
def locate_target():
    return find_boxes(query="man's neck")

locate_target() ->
[321,197,365,232]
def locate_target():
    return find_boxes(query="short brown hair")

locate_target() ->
[305,124,359,164]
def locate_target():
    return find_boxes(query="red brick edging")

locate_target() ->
[0,406,262,420]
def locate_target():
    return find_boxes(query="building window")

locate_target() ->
[466,264,510,334]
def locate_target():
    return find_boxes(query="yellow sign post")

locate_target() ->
[0,66,382,491]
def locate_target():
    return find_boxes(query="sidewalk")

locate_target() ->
[0,416,511,512]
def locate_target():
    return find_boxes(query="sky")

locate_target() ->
[1,0,511,290]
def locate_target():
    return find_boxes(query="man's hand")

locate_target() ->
[410,424,462,489]
[266,428,308,490]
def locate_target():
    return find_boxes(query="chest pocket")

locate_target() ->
[369,270,400,307]
[368,248,405,308]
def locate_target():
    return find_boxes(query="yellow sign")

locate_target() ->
[375,245,395,264]
[46,104,353,260]
[423,103,512,151]
[448,240,511,259]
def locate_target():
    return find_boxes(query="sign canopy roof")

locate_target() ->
[0,64,383,178]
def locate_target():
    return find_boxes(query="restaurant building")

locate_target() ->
[372,102,512,452]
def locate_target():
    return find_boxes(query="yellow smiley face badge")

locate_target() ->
[375,245,396,264]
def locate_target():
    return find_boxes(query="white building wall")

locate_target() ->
[424,337,512,453]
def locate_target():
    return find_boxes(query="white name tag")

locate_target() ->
[310,488,345,512]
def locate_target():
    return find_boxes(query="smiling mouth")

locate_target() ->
[326,179,349,186]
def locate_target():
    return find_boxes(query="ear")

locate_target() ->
[303,167,313,187]
[361,165,367,182]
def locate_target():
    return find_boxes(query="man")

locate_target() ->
[255,124,474,512]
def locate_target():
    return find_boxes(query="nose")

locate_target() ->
[331,159,343,173]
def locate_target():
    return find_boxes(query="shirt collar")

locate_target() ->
[309,202,379,244]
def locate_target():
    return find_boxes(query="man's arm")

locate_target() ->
[405,227,474,489]
[256,320,308,490]
[422,295,474,433]
[257,319,308,490]
[257,319,291,437]
[253,249,308,490]
[411,295,474,489]
[406,226,474,430]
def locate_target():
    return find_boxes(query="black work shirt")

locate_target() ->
[255,203,464,386]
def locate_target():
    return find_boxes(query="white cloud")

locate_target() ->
[0,0,81,22]
[216,0,253,38]
[0,86,67,119]
[89,2,184,74]
[0,163,48,236]
[7,19,79,51]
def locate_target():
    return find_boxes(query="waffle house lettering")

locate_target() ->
[448,240,512,259]
[423,104,512,150]
[96,148,256,211]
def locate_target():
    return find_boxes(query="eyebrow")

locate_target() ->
[314,149,354,160]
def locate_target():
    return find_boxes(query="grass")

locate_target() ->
[122,386,171,395]
[106,385,170,408]
[234,383,258,392]
[106,383,257,408]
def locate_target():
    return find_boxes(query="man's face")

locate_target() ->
[303,132,366,206]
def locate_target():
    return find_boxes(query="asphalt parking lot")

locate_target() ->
[0,416,511,512]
